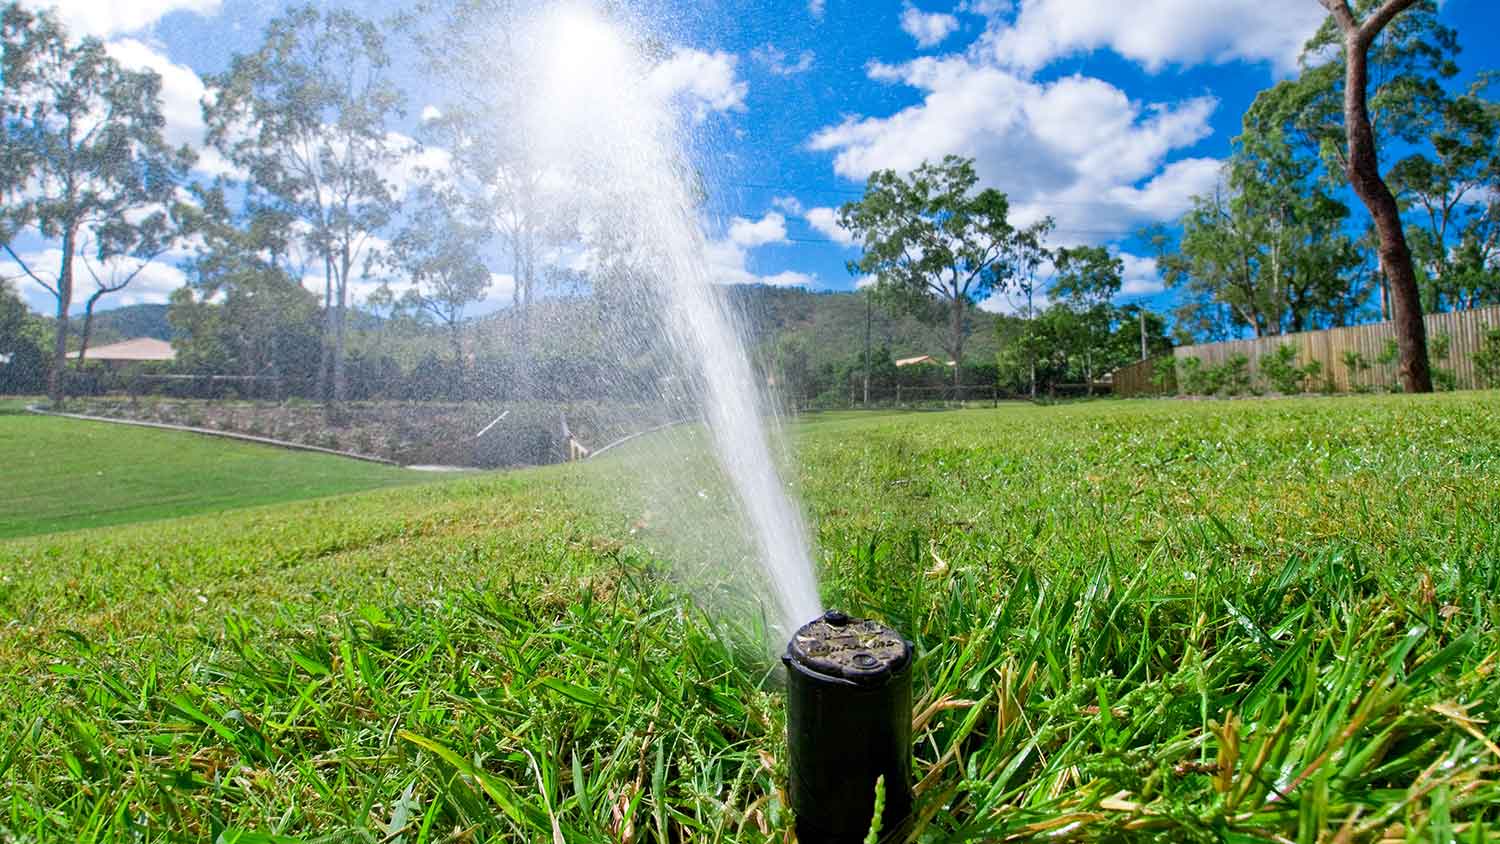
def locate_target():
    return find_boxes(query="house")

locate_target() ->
[72,337,175,370]
[894,354,956,368]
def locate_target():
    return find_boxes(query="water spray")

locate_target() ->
[784,611,913,843]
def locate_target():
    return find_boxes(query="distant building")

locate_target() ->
[73,337,175,369]
[895,355,955,368]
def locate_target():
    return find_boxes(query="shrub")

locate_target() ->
[1178,357,1213,396]
[1341,349,1370,392]
[1221,354,1251,396]
[1474,327,1500,388]
[1260,344,1305,394]
[1428,332,1456,390]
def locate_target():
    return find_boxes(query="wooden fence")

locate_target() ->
[1111,357,1176,397]
[1112,305,1500,396]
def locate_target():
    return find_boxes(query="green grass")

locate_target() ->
[2,394,1499,842]
[0,407,431,539]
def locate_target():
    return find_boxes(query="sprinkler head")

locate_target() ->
[783,611,913,843]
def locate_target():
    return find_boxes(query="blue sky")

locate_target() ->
[8,0,1499,320]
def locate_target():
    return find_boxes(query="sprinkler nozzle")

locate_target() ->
[783,611,913,843]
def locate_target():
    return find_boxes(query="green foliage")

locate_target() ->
[1474,327,1500,388]
[1260,344,1307,394]
[840,156,1018,383]
[0,4,192,399]
[1221,353,1251,396]
[3,397,1499,841]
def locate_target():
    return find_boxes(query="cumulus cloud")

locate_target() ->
[901,6,961,49]
[751,44,816,76]
[1118,252,1164,296]
[808,56,1219,241]
[103,38,240,179]
[650,48,749,122]
[23,0,220,38]
[770,195,804,215]
[805,207,857,246]
[728,211,788,248]
[809,0,828,19]
[980,0,1326,74]
[705,211,815,288]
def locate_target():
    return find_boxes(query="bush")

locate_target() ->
[1220,354,1251,396]
[1260,344,1305,394]
[1474,328,1500,388]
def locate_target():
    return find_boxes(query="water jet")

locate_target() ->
[783,610,913,843]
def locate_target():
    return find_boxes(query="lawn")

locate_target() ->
[2,394,1498,842]
[0,404,431,539]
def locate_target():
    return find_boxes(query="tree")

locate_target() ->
[1006,217,1053,398]
[0,5,192,401]
[204,5,404,404]
[387,188,492,364]
[839,156,1016,387]
[1051,246,1123,395]
[1311,0,1437,392]
[1154,117,1367,341]
[173,183,322,397]
[1389,80,1500,310]
[0,279,45,393]
[409,0,579,378]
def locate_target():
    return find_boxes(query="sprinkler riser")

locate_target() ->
[784,611,913,844]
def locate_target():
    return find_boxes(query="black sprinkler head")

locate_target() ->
[783,610,913,843]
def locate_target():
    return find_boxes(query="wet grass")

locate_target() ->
[2,393,1499,842]
[0,410,431,539]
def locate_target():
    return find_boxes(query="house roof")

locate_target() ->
[74,337,175,362]
[895,355,956,367]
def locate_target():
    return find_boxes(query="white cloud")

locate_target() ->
[981,0,1326,74]
[728,211,787,248]
[901,6,961,49]
[420,105,443,123]
[762,270,817,288]
[649,48,749,122]
[382,132,454,201]
[1118,252,1164,296]
[808,57,1218,241]
[805,207,857,247]
[23,0,220,38]
[104,38,240,179]
[809,0,828,19]
[854,274,878,289]
[770,195,804,215]
[751,44,816,76]
[704,211,814,288]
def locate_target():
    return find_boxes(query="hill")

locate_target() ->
[726,285,1002,369]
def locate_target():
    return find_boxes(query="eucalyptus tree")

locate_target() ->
[388,187,492,365]
[1389,82,1500,310]
[839,156,1017,387]
[204,5,404,404]
[1051,245,1122,394]
[1006,216,1053,397]
[1261,0,1454,390]
[0,5,192,401]
[407,0,578,354]
[173,183,320,394]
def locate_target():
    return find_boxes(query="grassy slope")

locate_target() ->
[2,395,1498,842]
[0,407,429,539]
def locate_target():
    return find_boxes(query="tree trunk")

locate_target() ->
[1324,0,1432,392]
[949,296,964,390]
[333,245,349,403]
[48,225,77,403]
[78,293,102,369]
[319,255,333,401]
